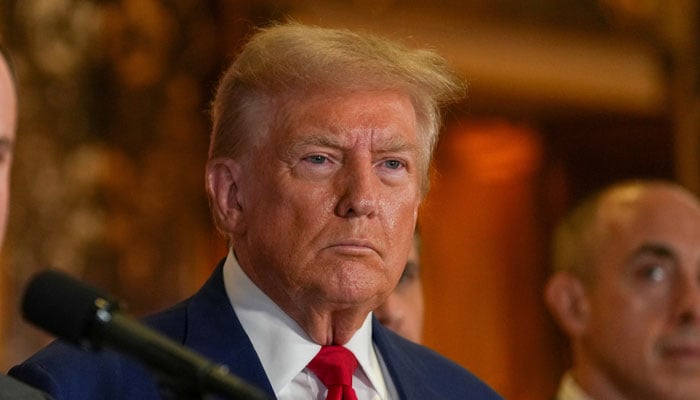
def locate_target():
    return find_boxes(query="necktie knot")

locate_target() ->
[307,345,359,400]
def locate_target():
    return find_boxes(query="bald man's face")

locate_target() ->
[579,186,700,400]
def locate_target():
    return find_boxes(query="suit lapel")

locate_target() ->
[179,263,276,398]
[172,264,451,400]
[372,318,441,400]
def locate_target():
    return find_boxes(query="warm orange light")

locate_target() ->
[445,121,542,184]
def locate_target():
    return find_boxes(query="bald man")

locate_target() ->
[545,180,700,400]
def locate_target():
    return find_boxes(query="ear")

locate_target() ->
[206,158,246,235]
[544,272,591,337]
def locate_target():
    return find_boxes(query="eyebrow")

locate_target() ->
[293,135,343,149]
[289,133,418,155]
[375,135,419,155]
[629,242,676,260]
[284,135,341,159]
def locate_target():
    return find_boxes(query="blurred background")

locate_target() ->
[0,1,698,399]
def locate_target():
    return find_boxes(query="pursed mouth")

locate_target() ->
[660,338,700,360]
[326,240,378,255]
[662,346,700,357]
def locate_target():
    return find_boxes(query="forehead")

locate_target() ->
[275,90,417,140]
[596,187,700,261]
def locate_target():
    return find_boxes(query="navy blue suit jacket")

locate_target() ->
[10,263,502,400]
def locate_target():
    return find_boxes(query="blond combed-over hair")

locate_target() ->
[209,22,465,193]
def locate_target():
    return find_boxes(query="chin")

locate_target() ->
[308,258,387,299]
[334,285,383,305]
[649,377,700,400]
[316,280,384,308]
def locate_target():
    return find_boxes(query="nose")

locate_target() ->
[675,275,700,325]
[335,162,378,218]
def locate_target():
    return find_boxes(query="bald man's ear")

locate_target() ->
[206,158,246,235]
[544,272,590,337]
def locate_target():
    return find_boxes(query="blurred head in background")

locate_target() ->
[375,231,424,343]
[0,47,16,247]
[545,180,700,400]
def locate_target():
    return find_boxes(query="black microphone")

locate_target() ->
[21,269,268,400]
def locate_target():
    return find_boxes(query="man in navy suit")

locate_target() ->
[10,22,502,399]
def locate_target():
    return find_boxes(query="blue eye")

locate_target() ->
[383,159,403,169]
[306,155,328,164]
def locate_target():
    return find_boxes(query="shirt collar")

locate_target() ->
[222,250,387,396]
[557,372,595,400]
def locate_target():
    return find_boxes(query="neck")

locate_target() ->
[286,303,372,345]
[571,352,652,400]
[235,253,377,345]
[570,367,626,400]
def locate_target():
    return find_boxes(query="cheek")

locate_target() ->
[413,284,425,312]
[388,200,418,239]
[409,281,423,310]
[278,177,338,213]
[590,288,663,350]
[401,285,424,316]
[379,196,419,243]
[247,174,320,221]
[606,284,669,323]
[402,286,425,333]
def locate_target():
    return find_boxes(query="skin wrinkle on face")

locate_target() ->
[275,91,430,195]
[229,90,422,345]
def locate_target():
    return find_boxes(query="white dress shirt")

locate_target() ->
[556,373,594,400]
[222,250,398,400]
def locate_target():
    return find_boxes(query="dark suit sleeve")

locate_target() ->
[8,340,162,400]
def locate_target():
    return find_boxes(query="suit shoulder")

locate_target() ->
[9,340,159,399]
[406,342,500,397]
[142,297,191,339]
[374,326,502,399]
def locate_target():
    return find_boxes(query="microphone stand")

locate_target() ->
[21,269,268,400]
[93,306,268,400]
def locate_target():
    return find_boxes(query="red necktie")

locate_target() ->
[307,345,359,400]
